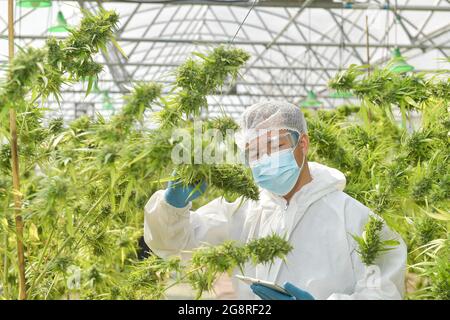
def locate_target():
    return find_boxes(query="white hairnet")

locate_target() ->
[236,100,308,150]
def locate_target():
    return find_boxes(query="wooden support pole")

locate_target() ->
[8,0,27,300]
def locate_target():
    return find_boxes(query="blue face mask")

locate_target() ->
[250,148,305,196]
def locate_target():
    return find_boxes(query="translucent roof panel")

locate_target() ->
[1,0,449,121]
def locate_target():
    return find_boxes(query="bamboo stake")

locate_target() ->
[2,187,9,298]
[3,231,8,298]
[8,0,27,300]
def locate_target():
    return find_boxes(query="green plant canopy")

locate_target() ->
[388,48,415,74]
[330,90,354,99]
[17,0,52,8]
[48,11,69,33]
[300,90,323,108]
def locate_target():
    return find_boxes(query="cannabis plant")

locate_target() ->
[351,216,400,266]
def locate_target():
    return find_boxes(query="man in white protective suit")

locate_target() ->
[143,100,407,300]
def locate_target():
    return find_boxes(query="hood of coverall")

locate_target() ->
[236,162,348,299]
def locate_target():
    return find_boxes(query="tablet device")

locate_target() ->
[235,275,289,295]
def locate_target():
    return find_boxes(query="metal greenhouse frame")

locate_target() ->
[1,0,449,121]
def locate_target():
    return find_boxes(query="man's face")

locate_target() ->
[245,129,308,167]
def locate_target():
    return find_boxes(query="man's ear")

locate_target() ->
[299,133,309,155]
[293,133,308,167]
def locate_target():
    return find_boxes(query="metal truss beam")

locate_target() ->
[50,91,342,101]
[4,35,450,50]
[79,79,330,87]
[22,0,450,11]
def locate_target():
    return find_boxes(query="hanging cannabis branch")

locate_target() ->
[119,234,293,300]
[328,64,450,109]
[158,46,251,126]
[154,46,259,200]
[0,9,120,114]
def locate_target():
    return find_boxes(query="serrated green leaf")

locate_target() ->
[111,37,128,60]
[85,76,94,97]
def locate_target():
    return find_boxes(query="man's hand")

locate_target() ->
[251,282,315,300]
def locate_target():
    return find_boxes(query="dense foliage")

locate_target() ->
[0,11,279,300]
[311,66,449,299]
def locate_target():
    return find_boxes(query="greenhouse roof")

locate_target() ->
[1,0,449,121]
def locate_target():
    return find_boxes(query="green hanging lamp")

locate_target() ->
[300,90,323,108]
[388,48,414,74]
[17,1,52,8]
[48,11,69,33]
[102,92,114,111]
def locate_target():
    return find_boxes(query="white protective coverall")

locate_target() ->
[144,162,407,300]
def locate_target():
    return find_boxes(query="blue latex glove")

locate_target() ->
[251,282,315,300]
[164,178,207,208]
